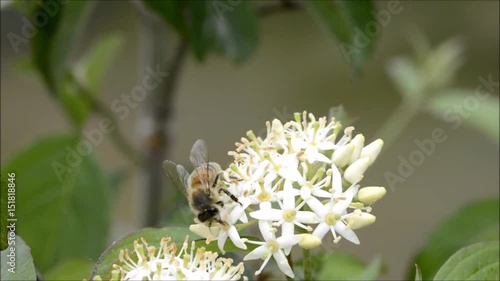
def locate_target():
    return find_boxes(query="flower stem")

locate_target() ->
[376,99,420,148]
[303,248,312,281]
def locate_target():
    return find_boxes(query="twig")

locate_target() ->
[258,0,301,17]
[138,5,188,226]
[303,248,312,281]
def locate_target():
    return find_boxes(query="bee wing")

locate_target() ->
[189,139,209,167]
[163,160,189,199]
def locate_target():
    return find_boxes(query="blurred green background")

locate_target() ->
[1,1,498,279]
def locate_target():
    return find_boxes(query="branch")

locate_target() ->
[137,5,189,226]
[258,0,301,17]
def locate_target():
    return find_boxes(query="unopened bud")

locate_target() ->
[346,211,376,230]
[332,143,354,168]
[348,134,365,164]
[344,157,370,184]
[189,224,220,238]
[271,119,284,135]
[360,139,384,165]
[298,234,322,249]
[358,186,386,204]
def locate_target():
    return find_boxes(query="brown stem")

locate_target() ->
[258,0,301,17]
[138,6,188,226]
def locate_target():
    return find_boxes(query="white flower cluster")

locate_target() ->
[191,112,386,278]
[93,236,245,281]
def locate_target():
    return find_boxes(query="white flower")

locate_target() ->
[288,114,336,163]
[302,184,360,244]
[244,205,302,278]
[108,236,245,281]
[185,111,386,278]
[216,197,251,253]
[250,181,318,255]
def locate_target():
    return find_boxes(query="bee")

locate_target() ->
[163,139,241,226]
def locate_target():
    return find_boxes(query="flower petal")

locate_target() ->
[250,208,283,221]
[243,245,267,261]
[312,222,330,239]
[334,222,360,244]
[273,250,295,278]
[295,211,320,224]
[228,226,247,250]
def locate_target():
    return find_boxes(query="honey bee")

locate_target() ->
[163,139,240,226]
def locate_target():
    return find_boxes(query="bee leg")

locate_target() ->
[216,218,228,226]
[212,173,221,188]
[220,188,242,206]
[216,201,224,208]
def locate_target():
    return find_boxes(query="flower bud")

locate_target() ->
[344,157,370,184]
[348,134,365,164]
[358,186,386,204]
[360,139,384,165]
[332,143,354,168]
[271,119,285,137]
[346,211,376,230]
[189,224,220,238]
[298,234,322,249]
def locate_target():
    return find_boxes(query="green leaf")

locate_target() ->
[89,227,193,280]
[206,0,259,62]
[1,134,111,272]
[44,259,95,281]
[316,252,367,280]
[1,236,36,280]
[353,256,382,280]
[59,34,123,128]
[143,0,189,37]
[387,57,424,102]
[75,34,123,94]
[32,0,95,93]
[426,90,499,143]
[415,264,422,281]
[144,0,258,62]
[407,198,500,280]
[306,0,376,73]
[58,75,91,128]
[434,241,499,280]
[186,1,212,61]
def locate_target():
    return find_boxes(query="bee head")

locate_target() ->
[197,206,219,222]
